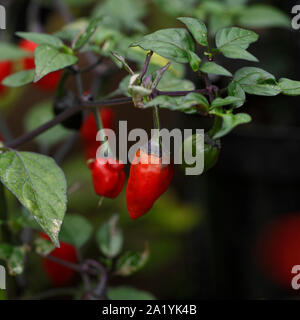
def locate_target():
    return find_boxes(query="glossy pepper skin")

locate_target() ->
[19,39,61,91]
[126,149,174,219]
[40,233,78,287]
[80,108,115,159]
[0,60,13,95]
[89,157,125,198]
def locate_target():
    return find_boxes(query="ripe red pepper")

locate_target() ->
[80,108,115,159]
[40,233,78,287]
[0,60,13,95]
[89,157,125,198]
[257,214,300,289]
[126,148,174,219]
[19,39,61,91]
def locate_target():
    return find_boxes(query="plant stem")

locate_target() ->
[139,51,153,85]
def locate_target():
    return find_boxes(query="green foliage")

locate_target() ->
[73,17,102,51]
[177,17,208,47]
[34,45,77,82]
[25,100,71,147]
[0,43,29,61]
[233,67,281,96]
[145,93,209,114]
[16,32,64,49]
[131,28,195,63]
[0,244,27,276]
[34,237,56,256]
[200,62,232,77]
[96,215,123,258]
[0,151,67,246]
[116,245,149,276]
[107,286,156,300]
[60,214,93,248]
[2,70,35,88]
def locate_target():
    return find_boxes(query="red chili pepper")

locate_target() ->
[19,39,61,91]
[126,148,174,220]
[0,60,13,95]
[40,233,78,287]
[89,157,125,198]
[80,108,115,159]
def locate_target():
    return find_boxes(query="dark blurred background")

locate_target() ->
[1,0,300,300]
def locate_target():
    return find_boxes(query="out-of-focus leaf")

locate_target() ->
[25,100,71,147]
[0,244,27,276]
[278,78,300,96]
[238,5,290,28]
[2,70,34,88]
[16,32,63,48]
[107,286,156,300]
[0,43,29,60]
[73,17,102,51]
[60,214,92,248]
[96,215,123,258]
[34,237,55,256]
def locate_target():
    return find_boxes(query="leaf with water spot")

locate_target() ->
[0,151,67,246]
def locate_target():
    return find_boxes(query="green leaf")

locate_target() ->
[219,45,258,62]
[200,62,232,76]
[0,43,29,61]
[278,78,300,96]
[238,5,290,29]
[228,81,246,108]
[234,67,281,96]
[60,214,92,248]
[24,100,71,147]
[177,17,208,47]
[216,27,259,49]
[211,96,243,109]
[96,215,123,258]
[209,12,233,35]
[107,286,156,300]
[187,51,201,72]
[210,110,252,139]
[0,151,67,246]
[145,93,209,114]
[73,17,102,51]
[0,244,27,276]
[116,244,149,276]
[216,27,258,61]
[2,70,34,88]
[34,45,78,82]
[16,32,64,48]
[34,237,56,257]
[131,28,195,63]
